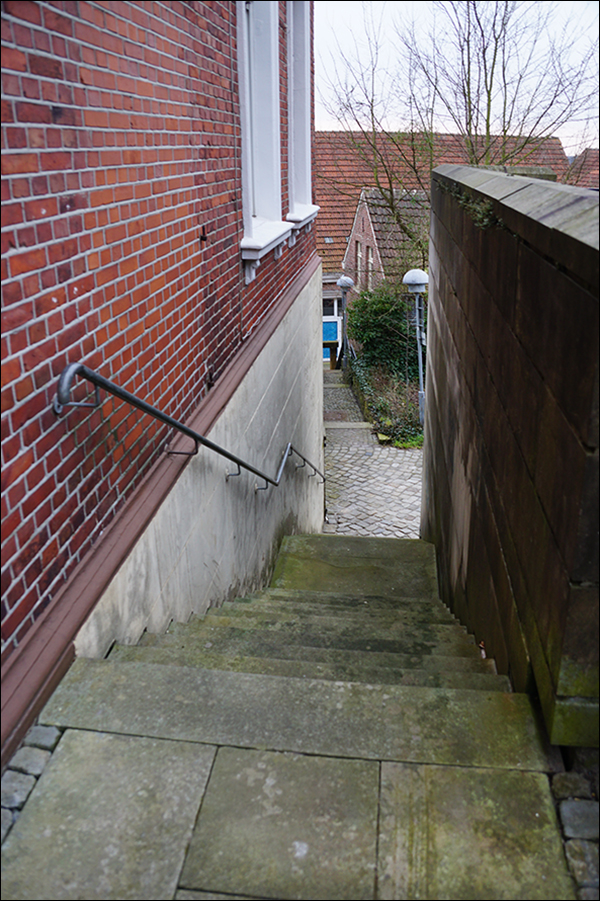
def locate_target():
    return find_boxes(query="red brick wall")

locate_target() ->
[1,1,316,660]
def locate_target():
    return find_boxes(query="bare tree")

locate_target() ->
[320,2,436,260]
[401,1,599,166]
[319,1,599,210]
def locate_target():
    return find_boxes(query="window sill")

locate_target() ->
[287,203,320,229]
[241,217,293,261]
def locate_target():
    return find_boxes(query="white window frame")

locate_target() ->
[238,1,291,280]
[322,295,342,362]
[367,245,374,290]
[286,1,319,234]
[356,240,362,287]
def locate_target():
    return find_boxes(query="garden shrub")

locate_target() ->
[347,283,426,445]
[347,283,423,382]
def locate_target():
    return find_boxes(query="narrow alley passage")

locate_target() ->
[323,369,423,538]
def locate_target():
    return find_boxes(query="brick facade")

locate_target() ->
[1,1,316,662]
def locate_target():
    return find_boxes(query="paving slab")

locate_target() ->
[40,659,557,771]
[560,800,600,840]
[0,770,35,810]
[180,747,379,900]
[564,840,599,889]
[378,762,576,900]
[1,729,215,901]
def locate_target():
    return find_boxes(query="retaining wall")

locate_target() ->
[422,165,598,746]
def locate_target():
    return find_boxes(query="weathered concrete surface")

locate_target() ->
[1,730,215,900]
[424,166,598,745]
[378,763,575,900]
[74,264,324,660]
[109,643,511,690]
[40,658,556,771]
[272,535,439,597]
[180,747,379,900]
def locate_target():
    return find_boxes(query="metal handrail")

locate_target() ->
[52,363,325,490]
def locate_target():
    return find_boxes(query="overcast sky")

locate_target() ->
[314,1,599,154]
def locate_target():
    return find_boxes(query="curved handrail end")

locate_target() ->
[55,362,86,410]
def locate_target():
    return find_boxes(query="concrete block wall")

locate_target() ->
[1,1,316,661]
[422,165,598,746]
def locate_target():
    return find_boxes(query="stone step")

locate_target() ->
[190,608,472,639]
[271,534,440,597]
[219,591,460,624]
[108,643,512,691]
[40,658,557,771]
[142,618,482,659]
[136,630,498,672]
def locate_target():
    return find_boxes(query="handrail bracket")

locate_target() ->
[165,438,200,457]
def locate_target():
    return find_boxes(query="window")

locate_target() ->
[355,240,362,287]
[238,1,290,280]
[367,246,374,290]
[286,1,319,233]
[238,1,318,282]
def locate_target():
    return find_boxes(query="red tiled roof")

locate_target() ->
[313,131,570,272]
[566,148,600,189]
[359,188,429,281]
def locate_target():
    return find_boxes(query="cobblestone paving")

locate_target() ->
[323,371,423,539]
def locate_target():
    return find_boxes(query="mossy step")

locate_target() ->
[240,587,454,609]
[219,594,459,624]
[137,631,497,672]
[167,611,472,644]
[109,643,511,691]
[271,535,439,597]
[140,621,482,660]
[40,658,558,771]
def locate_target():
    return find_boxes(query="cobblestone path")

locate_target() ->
[323,369,423,538]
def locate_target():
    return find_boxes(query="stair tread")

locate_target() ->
[136,632,498,670]
[243,587,453,606]
[40,658,556,771]
[109,643,510,689]
[218,596,459,624]
[182,610,471,637]
[271,535,440,596]
[144,621,483,659]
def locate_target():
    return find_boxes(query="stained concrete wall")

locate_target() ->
[76,265,324,658]
[422,166,598,746]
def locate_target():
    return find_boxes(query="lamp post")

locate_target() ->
[402,268,428,427]
[336,275,354,369]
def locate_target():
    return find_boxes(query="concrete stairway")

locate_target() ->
[1,536,575,900]
[112,536,510,694]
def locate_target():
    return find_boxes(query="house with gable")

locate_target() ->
[1,0,322,767]
[567,147,600,189]
[313,130,571,360]
[343,187,429,293]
